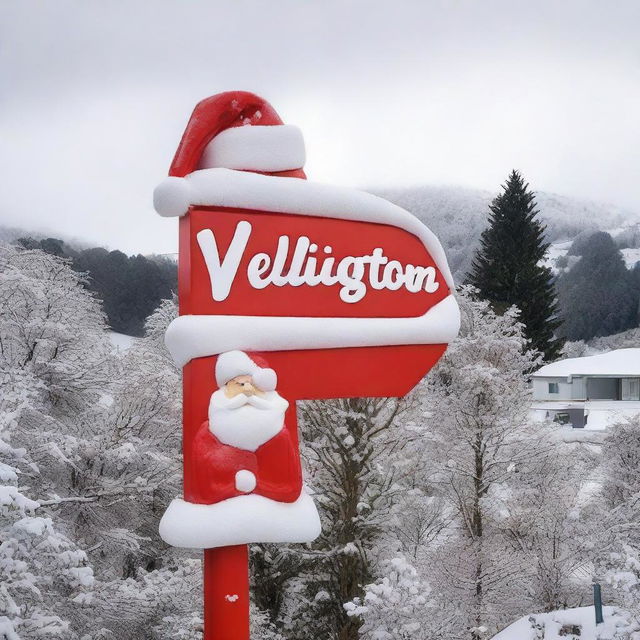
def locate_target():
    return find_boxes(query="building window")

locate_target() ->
[621,378,640,401]
[554,412,570,425]
[548,382,559,394]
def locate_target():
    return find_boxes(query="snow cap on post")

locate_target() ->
[215,350,277,392]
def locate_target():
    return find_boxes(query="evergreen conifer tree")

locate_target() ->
[467,170,563,361]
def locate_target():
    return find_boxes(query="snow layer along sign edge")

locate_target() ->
[154,168,461,366]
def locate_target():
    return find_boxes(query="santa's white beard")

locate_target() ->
[208,389,289,452]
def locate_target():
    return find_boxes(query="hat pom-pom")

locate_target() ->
[253,368,277,392]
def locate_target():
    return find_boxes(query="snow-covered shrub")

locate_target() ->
[345,556,437,639]
[0,415,93,638]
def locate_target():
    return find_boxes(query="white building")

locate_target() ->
[531,348,640,429]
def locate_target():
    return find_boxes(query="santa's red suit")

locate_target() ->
[159,350,320,550]
[190,420,302,505]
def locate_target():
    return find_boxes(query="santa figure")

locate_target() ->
[191,350,301,505]
[159,350,320,549]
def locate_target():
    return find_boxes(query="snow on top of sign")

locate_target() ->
[153,167,455,290]
[165,293,460,367]
[198,124,305,172]
[159,491,320,549]
[533,348,640,378]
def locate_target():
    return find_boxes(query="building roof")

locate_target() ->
[533,348,640,378]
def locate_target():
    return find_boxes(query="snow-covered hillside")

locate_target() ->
[4,186,639,285]
[542,225,640,276]
[0,224,35,245]
[380,187,640,282]
[108,331,138,352]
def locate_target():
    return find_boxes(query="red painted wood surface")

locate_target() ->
[182,344,446,503]
[182,207,448,318]
[204,546,250,640]
[189,421,302,504]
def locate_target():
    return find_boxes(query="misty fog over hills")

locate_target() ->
[379,186,640,282]
[4,186,639,283]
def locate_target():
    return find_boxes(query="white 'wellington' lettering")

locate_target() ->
[196,222,251,301]
[198,221,440,303]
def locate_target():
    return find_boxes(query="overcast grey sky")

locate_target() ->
[1,0,638,255]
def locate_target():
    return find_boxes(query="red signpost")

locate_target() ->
[154,91,460,639]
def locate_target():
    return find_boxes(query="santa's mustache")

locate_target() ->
[218,393,276,411]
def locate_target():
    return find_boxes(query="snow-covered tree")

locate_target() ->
[0,245,111,411]
[412,288,546,638]
[70,298,188,637]
[0,247,193,638]
[1,369,94,639]
[70,299,181,571]
[274,396,415,639]
[251,543,302,632]
[498,436,599,612]
[598,415,640,635]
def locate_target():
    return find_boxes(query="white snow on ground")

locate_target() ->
[540,239,573,274]
[557,428,607,445]
[540,223,640,275]
[531,401,640,432]
[108,331,137,352]
[582,402,640,430]
[534,349,640,378]
[621,247,640,269]
[101,332,138,408]
[491,606,632,640]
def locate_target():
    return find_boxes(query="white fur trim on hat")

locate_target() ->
[198,124,305,172]
[252,367,277,393]
[215,350,277,391]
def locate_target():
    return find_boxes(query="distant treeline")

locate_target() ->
[16,228,640,344]
[556,230,640,342]
[17,237,177,337]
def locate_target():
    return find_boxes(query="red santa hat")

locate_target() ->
[169,91,305,178]
[215,350,277,392]
[155,91,306,218]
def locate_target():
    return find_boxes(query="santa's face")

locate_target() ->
[208,385,289,452]
[224,374,263,399]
